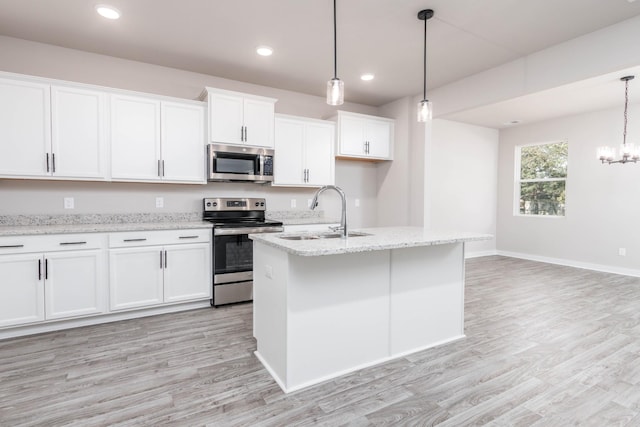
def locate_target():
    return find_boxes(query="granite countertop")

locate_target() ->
[250,227,493,257]
[0,213,213,237]
[266,210,338,226]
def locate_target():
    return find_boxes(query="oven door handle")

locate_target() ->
[214,226,284,236]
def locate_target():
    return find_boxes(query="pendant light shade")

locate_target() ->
[327,0,344,105]
[327,78,344,106]
[417,9,434,122]
[598,76,639,164]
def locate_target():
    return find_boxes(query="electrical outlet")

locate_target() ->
[265,265,273,279]
[355,198,360,208]
[63,197,74,209]
[291,199,297,208]
[307,199,313,208]
[619,248,627,256]
[155,197,164,208]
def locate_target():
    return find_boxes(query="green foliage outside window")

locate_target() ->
[517,142,567,216]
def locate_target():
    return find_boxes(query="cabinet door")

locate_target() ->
[109,247,164,310]
[44,250,106,320]
[209,93,244,144]
[274,118,305,185]
[304,123,335,186]
[164,243,211,303]
[243,98,275,148]
[0,78,50,177]
[338,115,366,156]
[366,119,392,159]
[51,86,107,180]
[161,101,206,183]
[0,254,44,327]
[110,94,161,181]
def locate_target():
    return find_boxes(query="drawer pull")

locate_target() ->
[59,241,87,246]
[0,244,24,249]
[123,238,147,242]
[178,235,199,239]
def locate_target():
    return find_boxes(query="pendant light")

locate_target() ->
[598,76,640,164]
[417,9,434,122]
[327,0,344,105]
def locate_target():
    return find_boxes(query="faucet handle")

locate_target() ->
[329,225,344,232]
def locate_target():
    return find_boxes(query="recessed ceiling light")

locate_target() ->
[95,4,121,20]
[503,120,522,126]
[256,46,273,56]
[360,73,375,81]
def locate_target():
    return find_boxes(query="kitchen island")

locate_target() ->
[250,227,491,393]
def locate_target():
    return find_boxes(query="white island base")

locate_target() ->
[253,233,471,393]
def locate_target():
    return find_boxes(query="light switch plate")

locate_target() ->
[156,197,164,208]
[355,198,360,208]
[63,197,74,209]
[291,199,297,208]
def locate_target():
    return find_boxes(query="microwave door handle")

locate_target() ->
[259,155,264,176]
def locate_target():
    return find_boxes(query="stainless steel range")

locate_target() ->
[203,197,283,306]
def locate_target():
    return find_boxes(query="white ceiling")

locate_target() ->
[1,0,640,126]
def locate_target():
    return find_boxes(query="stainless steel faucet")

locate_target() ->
[310,185,347,238]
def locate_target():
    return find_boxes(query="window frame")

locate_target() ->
[513,140,568,218]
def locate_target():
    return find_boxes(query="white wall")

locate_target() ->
[430,120,499,256]
[497,105,640,275]
[0,36,381,228]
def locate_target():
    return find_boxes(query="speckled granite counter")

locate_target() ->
[250,227,491,256]
[0,213,213,236]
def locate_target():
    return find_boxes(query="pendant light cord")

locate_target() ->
[423,14,427,100]
[333,0,337,79]
[623,78,629,147]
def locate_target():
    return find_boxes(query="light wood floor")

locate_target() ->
[2,256,640,426]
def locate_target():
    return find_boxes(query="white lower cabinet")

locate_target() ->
[109,247,165,311]
[109,229,212,311]
[0,253,45,327]
[0,234,107,328]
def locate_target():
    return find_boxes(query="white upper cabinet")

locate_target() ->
[111,94,205,184]
[0,78,51,177]
[274,115,335,187]
[51,86,107,179]
[203,87,276,148]
[334,111,394,161]
[110,94,162,181]
[160,101,206,183]
[0,77,109,180]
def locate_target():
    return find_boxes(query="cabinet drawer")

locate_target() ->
[109,228,211,248]
[0,233,106,254]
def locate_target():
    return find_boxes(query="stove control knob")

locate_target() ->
[213,202,218,207]
[206,202,211,207]
[255,202,259,207]
[260,202,265,206]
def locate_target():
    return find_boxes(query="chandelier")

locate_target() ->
[598,76,639,164]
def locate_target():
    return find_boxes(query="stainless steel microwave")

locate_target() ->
[207,144,274,183]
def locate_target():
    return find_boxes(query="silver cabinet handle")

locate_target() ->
[46,153,50,173]
[123,238,147,242]
[157,160,161,177]
[59,241,87,246]
[38,259,42,281]
[160,250,163,269]
[162,160,165,177]
[178,235,199,239]
[240,126,244,142]
[244,126,248,142]
[0,244,24,249]
[307,169,310,182]
[52,153,56,173]
[45,258,48,280]
[164,250,167,268]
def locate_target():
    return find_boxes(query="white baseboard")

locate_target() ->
[465,249,498,259]
[495,250,640,278]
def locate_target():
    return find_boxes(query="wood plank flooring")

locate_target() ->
[2,256,640,426]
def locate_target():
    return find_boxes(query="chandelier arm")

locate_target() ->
[333,0,337,79]
[423,15,427,100]
[623,78,628,148]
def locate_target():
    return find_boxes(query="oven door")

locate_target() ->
[212,226,283,306]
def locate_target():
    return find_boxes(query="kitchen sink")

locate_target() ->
[279,231,371,240]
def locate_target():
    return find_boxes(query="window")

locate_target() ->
[515,141,568,216]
